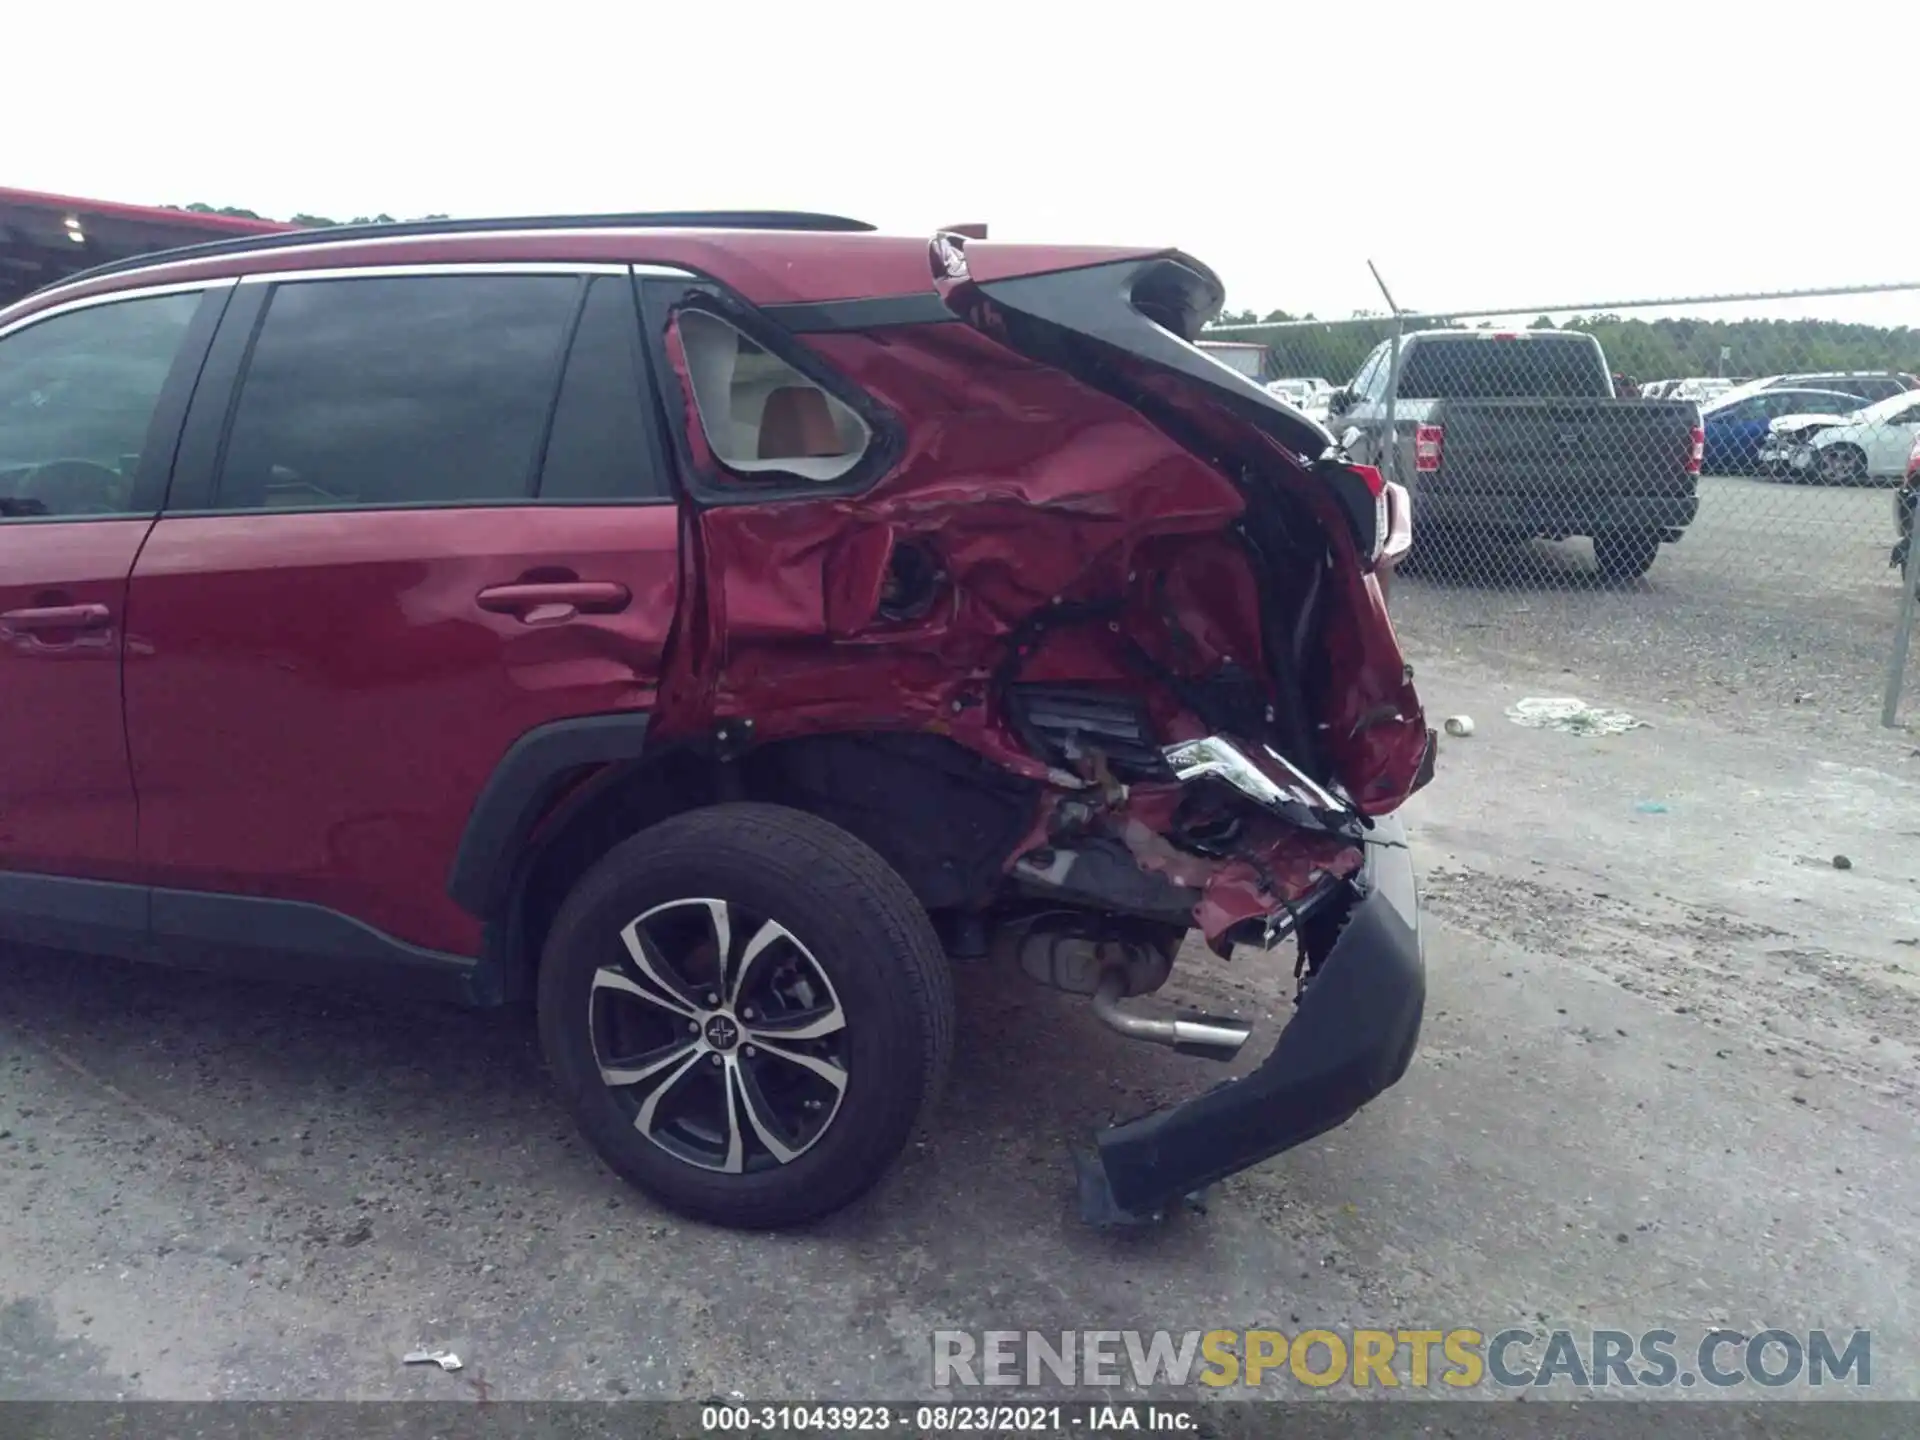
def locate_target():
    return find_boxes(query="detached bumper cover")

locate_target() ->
[1078,813,1424,1224]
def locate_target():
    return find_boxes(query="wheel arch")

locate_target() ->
[447,711,657,920]
[465,726,1042,1005]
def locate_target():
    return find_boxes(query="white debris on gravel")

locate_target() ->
[1506,696,1648,736]
[1443,715,1475,737]
[403,1349,464,1372]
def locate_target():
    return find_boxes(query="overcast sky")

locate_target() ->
[15,0,1920,325]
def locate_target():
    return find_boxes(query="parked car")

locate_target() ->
[1669,377,1735,405]
[1760,389,1920,485]
[0,213,1432,1231]
[1700,387,1867,474]
[1759,371,1918,404]
[1893,432,1919,573]
[1329,329,1702,579]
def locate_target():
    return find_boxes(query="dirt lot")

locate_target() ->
[2,477,1916,1406]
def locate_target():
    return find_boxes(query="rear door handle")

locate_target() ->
[476,580,631,624]
[2,603,111,633]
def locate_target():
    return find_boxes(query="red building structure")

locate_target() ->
[0,187,298,307]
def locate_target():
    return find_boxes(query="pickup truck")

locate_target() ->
[1328,329,1704,579]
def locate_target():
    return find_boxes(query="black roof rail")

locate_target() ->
[50,210,877,291]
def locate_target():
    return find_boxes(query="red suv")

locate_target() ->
[0,212,1431,1229]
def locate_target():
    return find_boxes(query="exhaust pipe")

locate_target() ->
[1090,970,1252,1063]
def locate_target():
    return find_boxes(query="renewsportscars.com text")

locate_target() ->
[931,1327,1871,1390]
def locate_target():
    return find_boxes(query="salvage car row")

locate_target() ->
[1695,372,1920,480]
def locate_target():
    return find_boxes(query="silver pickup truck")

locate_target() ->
[1328,329,1703,579]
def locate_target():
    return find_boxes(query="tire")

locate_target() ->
[1817,446,1867,487]
[1593,528,1660,581]
[537,802,953,1229]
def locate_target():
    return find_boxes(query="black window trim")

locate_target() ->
[636,275,906,508]
[534,273,678,507]
[0,279,233,524]
[161,262,682,518]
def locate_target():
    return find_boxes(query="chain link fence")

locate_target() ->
[1206,285,1920,727]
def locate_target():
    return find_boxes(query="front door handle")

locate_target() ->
[476,580,631,624]
[2,603,111,633]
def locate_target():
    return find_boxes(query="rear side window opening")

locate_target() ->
[678,309,870,482]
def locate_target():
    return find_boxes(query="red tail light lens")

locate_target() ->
[1346,463,1385,496]
[1687,424,1705,475]
[1414,423,1444,473]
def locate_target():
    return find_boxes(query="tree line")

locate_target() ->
[170,203,447,227]
[1211,307,1920,384]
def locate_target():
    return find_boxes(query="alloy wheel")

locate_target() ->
[588,897,848,1174]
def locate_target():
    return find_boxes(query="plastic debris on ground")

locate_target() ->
[403,1350,464,1372]
[1633,801,1669,815]
[1443,715,1474,737]
[1506,696,1648,737]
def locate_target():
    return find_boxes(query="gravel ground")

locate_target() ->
[2,478,1917,1414]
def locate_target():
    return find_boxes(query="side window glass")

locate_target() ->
[214,275,577,510]
[1351,345,1383,399]
[1365,343,1395,400]
[539,276,668,502]
[0,291,200,519]
[677,309,870,482]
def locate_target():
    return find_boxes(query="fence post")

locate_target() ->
[1367,261,1405,487]
[1383,312,1404,487]
[1884,505,1919,728]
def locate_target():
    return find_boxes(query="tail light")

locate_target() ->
[1379,481,1413,568]
[1686,424,1705,475]
[1413,423,1444,473]
[1322,461,1390,564]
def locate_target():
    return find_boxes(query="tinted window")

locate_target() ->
[0,291,200,519]
[1770,391,1861,416]
[1794,375,1903,402]
[539,277,666,502]
[215,275,577,510]
[1396,337,1609,399]
[1348,344,1385,401]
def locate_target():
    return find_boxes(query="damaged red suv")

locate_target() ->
[0,212,1431,1228]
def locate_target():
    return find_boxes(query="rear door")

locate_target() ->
[124,265,684,957]
[0,282,224,883]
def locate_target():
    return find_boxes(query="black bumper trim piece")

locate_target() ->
[1078,813,1424,1223]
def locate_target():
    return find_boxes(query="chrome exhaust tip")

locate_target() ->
[1090,970,1252,1063]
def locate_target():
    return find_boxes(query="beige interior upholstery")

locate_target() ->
[678,309,868,481]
